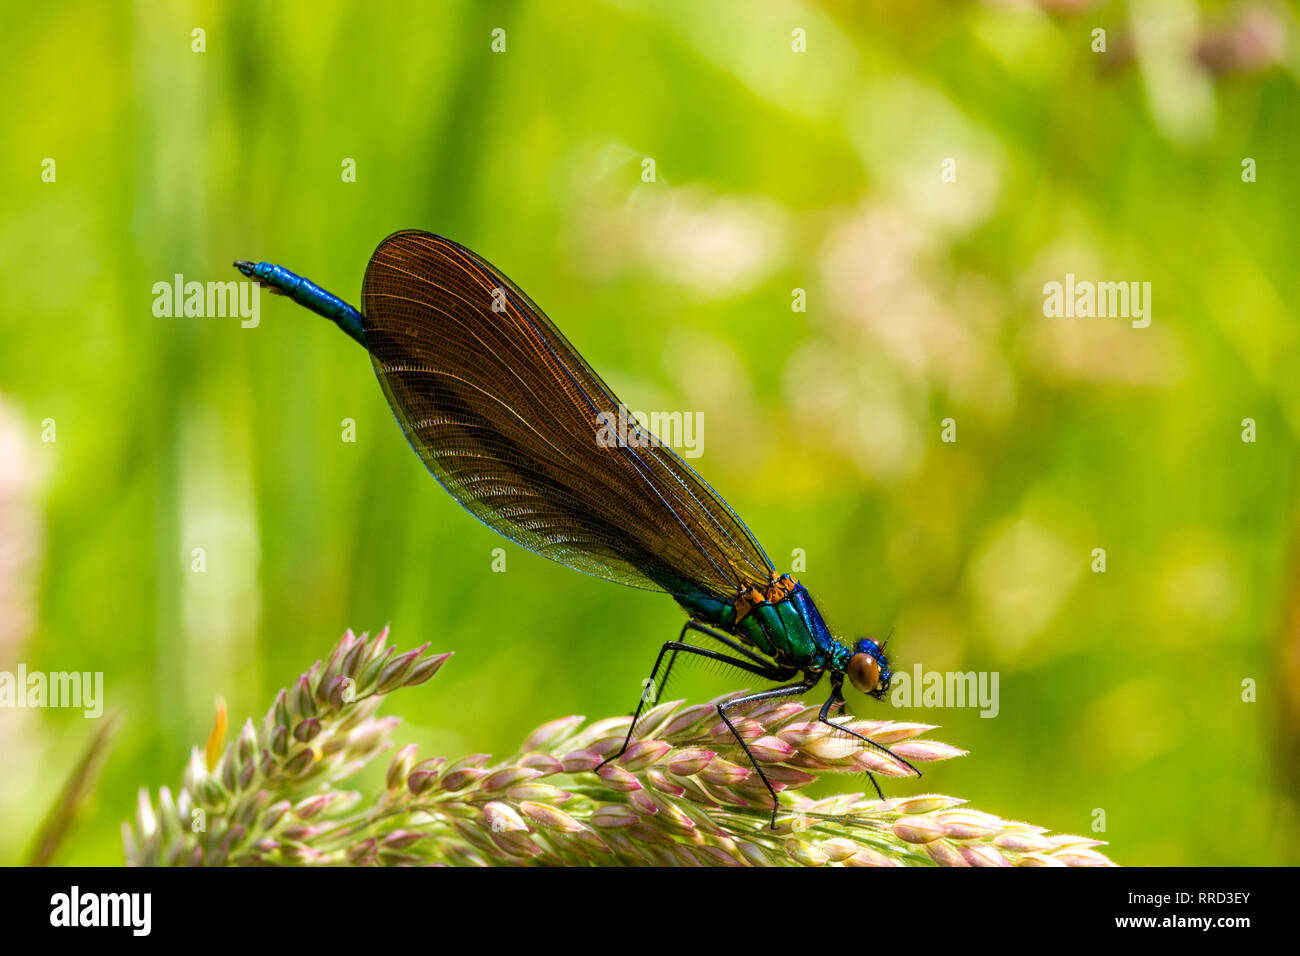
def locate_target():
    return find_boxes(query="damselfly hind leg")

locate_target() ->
[676,620,781,671]
[655,621,794,707]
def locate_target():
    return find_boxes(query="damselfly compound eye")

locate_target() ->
[847,652,881,695]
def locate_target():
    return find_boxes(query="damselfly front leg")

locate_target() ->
[817,684,922,799]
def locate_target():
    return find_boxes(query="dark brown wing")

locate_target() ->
[360,229,774,599]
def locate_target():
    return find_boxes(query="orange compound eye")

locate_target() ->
[847,652,881,695]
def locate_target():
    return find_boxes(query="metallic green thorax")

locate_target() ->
[672,580,841,670]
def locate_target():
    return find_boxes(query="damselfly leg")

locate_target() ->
[717,679,820,828]
[599,633,793,771]
[817,685,923,799]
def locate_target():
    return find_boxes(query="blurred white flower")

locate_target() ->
[565,153,790,300]
[0,398,44,649]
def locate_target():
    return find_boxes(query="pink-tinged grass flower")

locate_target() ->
[125,628,1117,867]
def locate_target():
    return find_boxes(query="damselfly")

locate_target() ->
[235,231,921,825]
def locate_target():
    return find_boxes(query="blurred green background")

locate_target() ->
[1,0,1298,866]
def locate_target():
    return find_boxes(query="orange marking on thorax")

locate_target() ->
[733,573,799,623]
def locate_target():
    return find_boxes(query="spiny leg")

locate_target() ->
[655,620,793,701]
[717,679,820,829]
[681,620,777,669]
[598,641,789,771]
[817,687,923,800]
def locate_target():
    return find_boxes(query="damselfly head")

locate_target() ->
[847,637,892,699]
